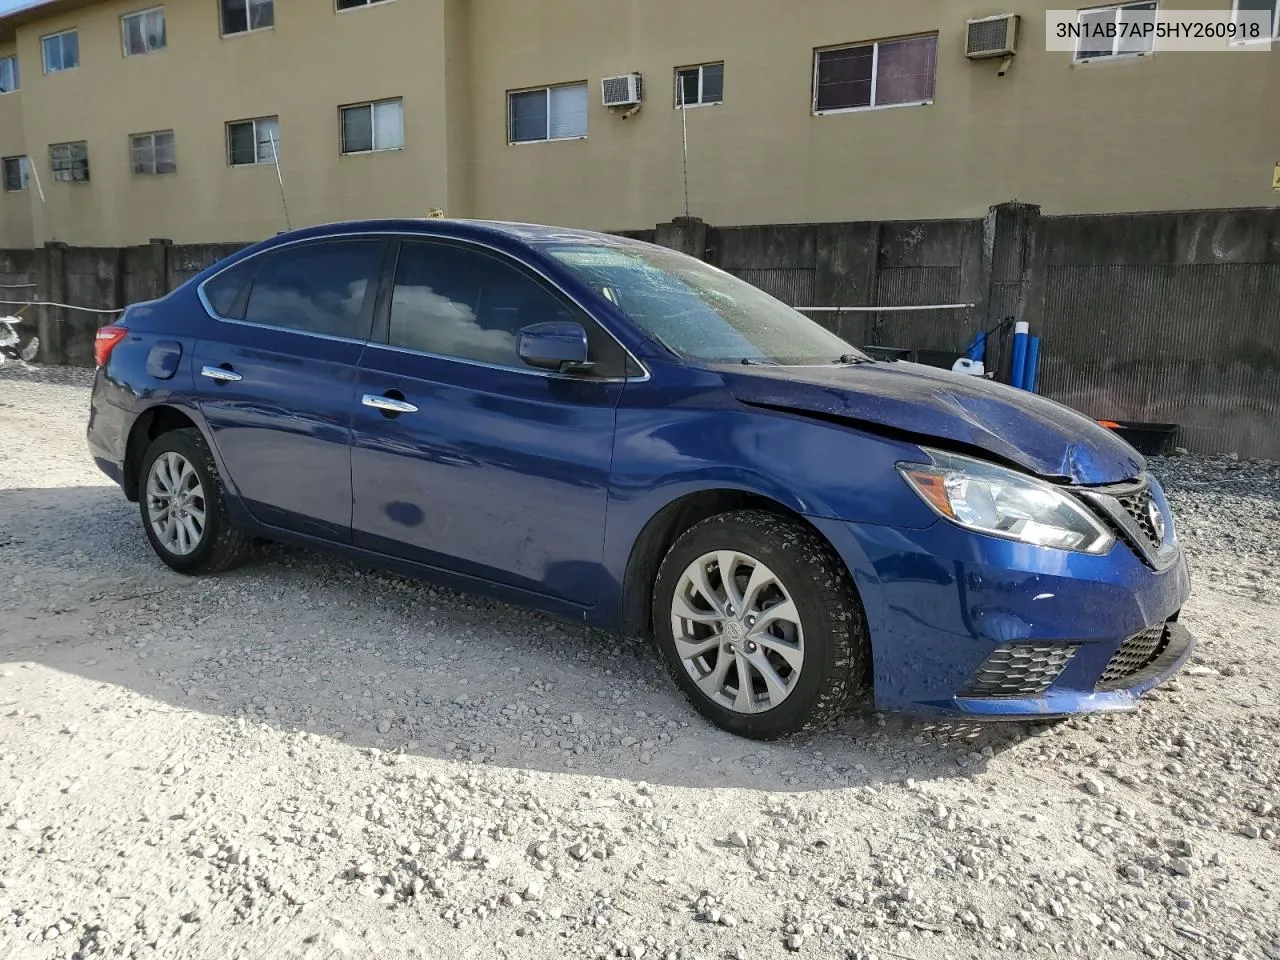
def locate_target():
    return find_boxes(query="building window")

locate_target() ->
[0,55,18,93]
[227,116,280,166]
[1234,0,1280,38]
[131,130,176,174]
[508,82,588,144]
[1074,2,1158,61]
[122,7,166,56]
[42,29,80,74]
[336,0,393,9]
[340,98,404,154]
[50,141,89,182]
[220,0,273,36]
[675,62,724,107]
[2,156,29,191]
[813,34,937,114]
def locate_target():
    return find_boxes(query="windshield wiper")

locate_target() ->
[833,353,874,365]
[740,357,779,366]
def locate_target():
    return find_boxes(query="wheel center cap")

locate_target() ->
[725,620,746,642]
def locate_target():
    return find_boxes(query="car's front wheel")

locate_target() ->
[652,510,870,740]
[138,427,248,575]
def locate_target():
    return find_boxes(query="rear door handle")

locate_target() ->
[362,394,419,414]
[201,365,242,383]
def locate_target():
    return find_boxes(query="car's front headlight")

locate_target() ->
[897,450,1115,555]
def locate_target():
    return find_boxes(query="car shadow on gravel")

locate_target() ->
[0,484,1052,793]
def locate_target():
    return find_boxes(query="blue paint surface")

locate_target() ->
[86,218,1192,720]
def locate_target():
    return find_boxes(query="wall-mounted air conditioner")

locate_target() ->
[966,14,1020,58]
[602,73,643,107]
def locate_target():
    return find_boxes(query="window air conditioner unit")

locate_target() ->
[965,14,1020,58]
[602,73,643,107]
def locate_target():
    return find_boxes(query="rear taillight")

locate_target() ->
[94,325,128,367]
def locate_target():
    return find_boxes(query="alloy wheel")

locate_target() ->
[145,451,207,557]
[669,550,805,714]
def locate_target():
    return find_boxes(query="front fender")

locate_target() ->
[597,400,935,631]
[608,402,937,527]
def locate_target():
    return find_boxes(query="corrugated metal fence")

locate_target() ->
[701,206,1280,459]
[728,268,816,310]
[1041,261,1280,458]
[3,206,1278,458]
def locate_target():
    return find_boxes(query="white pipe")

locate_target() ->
[269,133,292,231]
[679,88,690,218]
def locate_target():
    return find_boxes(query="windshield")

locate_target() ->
[538,242,870,365]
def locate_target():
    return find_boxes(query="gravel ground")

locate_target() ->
[1,363,1278,960]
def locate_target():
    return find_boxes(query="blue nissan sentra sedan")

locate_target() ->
[87,219,1193,740]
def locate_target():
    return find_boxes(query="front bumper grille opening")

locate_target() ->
[1096,624,1171,691]
[959,643,1079,699]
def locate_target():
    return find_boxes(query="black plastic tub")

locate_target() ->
[1098,420,1180,456]
[860,346,966,370]
[914,349,966,371]
[861,345,914,362]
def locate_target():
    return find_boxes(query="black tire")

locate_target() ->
[137,427,249,575]
[652,510,870,741]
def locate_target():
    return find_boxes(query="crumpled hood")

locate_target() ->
[724,361,1144,485]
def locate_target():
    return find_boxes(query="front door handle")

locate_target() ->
[362,393,419,415]
[201,365,242,383]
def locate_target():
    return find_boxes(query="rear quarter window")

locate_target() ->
[201,258,256,320]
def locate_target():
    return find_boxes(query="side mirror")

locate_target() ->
[517,320,591,373]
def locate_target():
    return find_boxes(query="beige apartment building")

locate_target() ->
[0,0,1277,249]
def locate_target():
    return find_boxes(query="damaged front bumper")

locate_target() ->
[808,511,1194,720]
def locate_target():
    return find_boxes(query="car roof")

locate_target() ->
[267,218,645,249]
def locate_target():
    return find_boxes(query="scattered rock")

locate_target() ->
[0,383,1276,960]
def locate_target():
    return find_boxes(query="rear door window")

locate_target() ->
[242,239,385,340]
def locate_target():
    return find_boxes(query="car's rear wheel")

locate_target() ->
[652,510,870,740]
[138,428,248,575]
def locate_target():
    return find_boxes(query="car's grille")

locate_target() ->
[959,643,1079,698]
[1096,624,1171,691]
[1115,485,1162,547]
[1070,475,1171,570]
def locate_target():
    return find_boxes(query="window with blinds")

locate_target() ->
[508,82,588,144]
[340,99,404,154]
[813,34,938,114]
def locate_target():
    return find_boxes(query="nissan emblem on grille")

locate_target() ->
[1106,480,1166,556]
[1147,499,1166,546]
